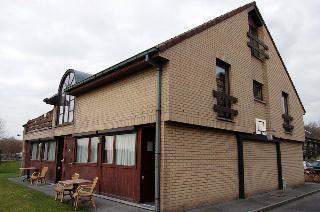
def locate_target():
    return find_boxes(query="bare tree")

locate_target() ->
[305,121,320,139]
[0,137,22,154]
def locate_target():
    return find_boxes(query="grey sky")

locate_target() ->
[0,0,319,138]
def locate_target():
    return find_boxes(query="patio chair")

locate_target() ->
[73,177,98,210]
[54,173,80,202]
[30,167,48,185]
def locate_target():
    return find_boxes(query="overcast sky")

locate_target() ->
[0,0,319,138]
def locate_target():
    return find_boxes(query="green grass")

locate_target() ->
[0,161,85,211]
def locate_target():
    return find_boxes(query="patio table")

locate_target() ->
[19,167,38,182]
[58,179,92,194]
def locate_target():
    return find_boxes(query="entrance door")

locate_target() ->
[140,126,155,203]
[55,137,64,182]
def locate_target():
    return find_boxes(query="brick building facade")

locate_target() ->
[22,2,305,211]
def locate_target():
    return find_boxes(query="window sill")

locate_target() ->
[55,122,74,128]
[101,163,137,169]
[216,117,235,123]
[74,162,98,166]
[42,160,55,163]
[254,99,266,104]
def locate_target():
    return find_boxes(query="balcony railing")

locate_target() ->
[282,114,294,133]
[213,90,238,120]
[247,32,269,61]
[24,110,53,133]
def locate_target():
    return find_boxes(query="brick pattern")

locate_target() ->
[24,128,53,140]
[262,26,305,141]
[73,66,169,134]
[159,8,305,141]
[281,141,304,186]
[243,141,278,196]
[161,123,239,211]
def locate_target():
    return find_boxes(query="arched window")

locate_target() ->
[58,72,75,125]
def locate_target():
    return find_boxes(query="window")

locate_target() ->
[216,61,229,94]
[31,143,39,160]
[253,81,263,101]
[215,60,231,119]
[247,11,269,61]
[116,134,136,166]
[103,133,136,166]
[89,137,99,163]
[58,72,75,125]
[282,92,289,115]
[76,137,99,163]
[42,141,56,161]
[37,143,42,160]
[249,25,260,58]
[76,138,89,163]
[103,136,114,164]
[43,142,48,160]
[48,141,56,160]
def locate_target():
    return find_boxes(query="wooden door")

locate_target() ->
[140,126,155,202]
[55,138,64,182]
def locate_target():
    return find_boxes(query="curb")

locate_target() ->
[249,188,320,212]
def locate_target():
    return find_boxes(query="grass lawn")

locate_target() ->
[0,161,86,211]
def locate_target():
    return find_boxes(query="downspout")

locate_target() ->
[236,133,245,199]
[145,54,162,212]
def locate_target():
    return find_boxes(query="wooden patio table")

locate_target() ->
[58,179,92,194]
[19,167,38,182]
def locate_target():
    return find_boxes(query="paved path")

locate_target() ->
[188,183,320,212]
[9,177,150,212]
[270,192,320,212]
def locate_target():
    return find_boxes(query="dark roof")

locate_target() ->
[73,69,92,84]
[44,69,92,105]
[66,48,160,95]
[65,1,305,114]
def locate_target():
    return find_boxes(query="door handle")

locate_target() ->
[142,175,144,180]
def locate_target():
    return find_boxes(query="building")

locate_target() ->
[304,131,320,160]
[22,2,305,211]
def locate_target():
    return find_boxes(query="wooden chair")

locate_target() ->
[73,177,98,210]
[30,167,48,185]
[55,173,80,202]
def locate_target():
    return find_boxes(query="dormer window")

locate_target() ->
[57,72,75,125]
[247,9,269,61]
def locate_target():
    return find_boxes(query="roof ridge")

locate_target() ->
[157,1,256,51]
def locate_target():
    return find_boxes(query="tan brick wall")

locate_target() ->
[54,124,74,136]
[159,8,305,141]
[262,27,305,141]
[73,67,169,134]
[243,141,278,196]
[24,128,53,140]
[281,141,304,187]
[161,123,239,211]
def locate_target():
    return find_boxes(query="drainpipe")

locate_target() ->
[145,54,162,212]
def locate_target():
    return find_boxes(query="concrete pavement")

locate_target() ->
[269,191,320,212]
[188,183,320,212]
